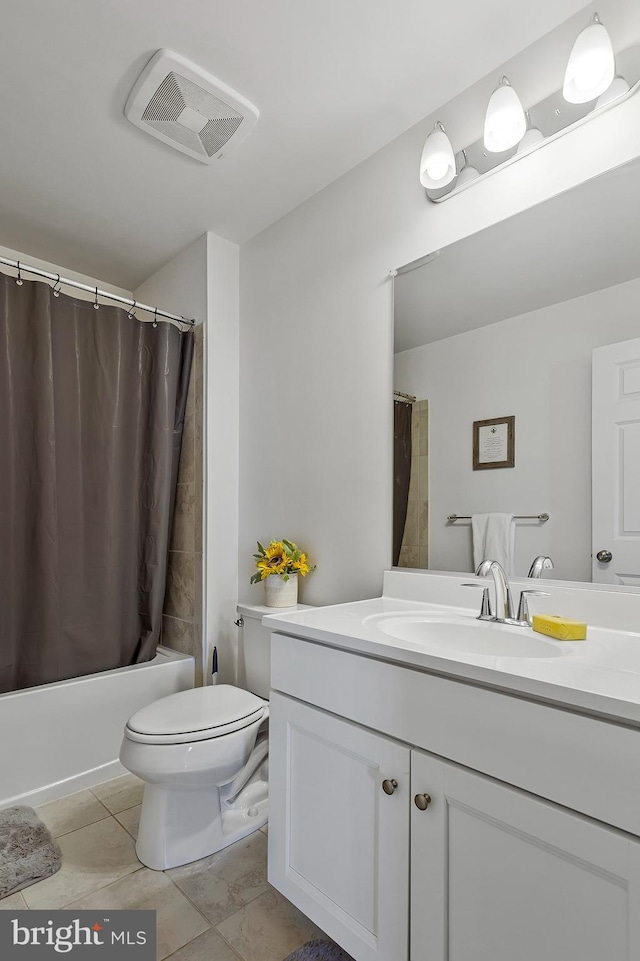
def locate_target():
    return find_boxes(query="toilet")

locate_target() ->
[119,603,310,871]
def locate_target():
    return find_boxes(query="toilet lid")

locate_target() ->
[125,685,266,744]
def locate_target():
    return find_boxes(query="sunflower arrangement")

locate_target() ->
[250,539,316,584]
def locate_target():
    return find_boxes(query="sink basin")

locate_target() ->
[365,612,567,659]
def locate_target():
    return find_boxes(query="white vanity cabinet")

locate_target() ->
[268,692,411,961]
[410,750,640,961]
[268,631,640,961]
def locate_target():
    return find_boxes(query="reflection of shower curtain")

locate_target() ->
[393,401,412,565]
[0,274,193,693]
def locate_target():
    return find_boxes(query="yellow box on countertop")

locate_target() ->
[532,614,587,641]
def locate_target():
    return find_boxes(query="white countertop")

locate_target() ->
[264,575,640,727]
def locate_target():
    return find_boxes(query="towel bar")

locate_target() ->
[447,513,549,522]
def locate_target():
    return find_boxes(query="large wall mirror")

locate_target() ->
[393,157,640,585]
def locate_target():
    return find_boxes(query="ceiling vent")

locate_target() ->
[125,50,259,163]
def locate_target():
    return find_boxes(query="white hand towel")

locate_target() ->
[472,513,515,574]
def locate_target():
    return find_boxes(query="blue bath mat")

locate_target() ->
[0,806,62,899]
[283,940,354,961]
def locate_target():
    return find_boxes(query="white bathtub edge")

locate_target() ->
[3,760,129,810]
[1,645,195,809]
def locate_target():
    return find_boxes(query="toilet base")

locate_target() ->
[220,780,269,847]
[135,769,268,870]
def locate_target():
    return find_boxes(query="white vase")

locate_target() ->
[264,573,298,608]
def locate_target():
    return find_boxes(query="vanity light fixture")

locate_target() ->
[595,75,631,108]
[563,13,615,104]
[483,76,526,153]
[456,149,480,185]
[419,122,456,189]
[420,12,638,203]
[517,111,544,154]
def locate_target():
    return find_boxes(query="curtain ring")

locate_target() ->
[52,273,61,297]
[15,262,23,286]
[152,307,158,328]
[93,286,100,310]
[127,300,137,320]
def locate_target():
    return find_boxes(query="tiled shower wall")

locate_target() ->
[162,325,204,685]
[398,399,429,569]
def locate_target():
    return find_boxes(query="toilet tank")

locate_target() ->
[236,603,314,699]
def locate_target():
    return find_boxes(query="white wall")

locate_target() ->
[204,233,240,685]
[239,75,640,603]
[135,235,207,325]
[394,276,640,582]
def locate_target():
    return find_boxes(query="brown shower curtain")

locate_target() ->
[393,400,412,566]
[0,273,193,693]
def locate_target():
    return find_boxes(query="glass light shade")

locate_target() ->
[456,163,480,185]
[595,75,630,109]
[563,18,615,104]
[517,126,545,153]
[419,126,456,189]
[483,80,526,153]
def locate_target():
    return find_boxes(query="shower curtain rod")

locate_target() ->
[0,257,196,329]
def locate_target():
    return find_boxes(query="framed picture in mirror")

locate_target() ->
[473,415,515,470]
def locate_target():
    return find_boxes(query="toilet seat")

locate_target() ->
[124,684,267,745]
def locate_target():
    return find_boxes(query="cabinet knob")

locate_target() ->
[414,793,431,811]
[382,779,398,795]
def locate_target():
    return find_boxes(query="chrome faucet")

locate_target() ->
[475,560,516,622]
[467,559,551,627]
[528,555,554,578]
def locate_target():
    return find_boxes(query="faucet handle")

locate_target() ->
[461,583,492,619]
[528,555,554,578]
[517,589,551,624]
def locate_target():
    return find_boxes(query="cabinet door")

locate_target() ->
[411,749,640,961]
[269,691,410,961]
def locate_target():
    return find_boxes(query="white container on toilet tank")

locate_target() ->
[236,603,315,697]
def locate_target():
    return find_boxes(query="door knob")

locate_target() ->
[382,779,398,795]
[596,550,613,563]
[414,793,431,811]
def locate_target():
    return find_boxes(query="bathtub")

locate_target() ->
[0,646,194,808]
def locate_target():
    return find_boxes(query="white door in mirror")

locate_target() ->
[592,338,640,585]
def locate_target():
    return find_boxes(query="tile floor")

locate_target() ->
[1,774,326,961]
